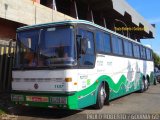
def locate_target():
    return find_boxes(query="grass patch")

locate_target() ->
[0,109,5,115]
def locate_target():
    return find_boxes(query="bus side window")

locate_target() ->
[96,31,104,52]
[140,46,146,59]
[104,33,111,53]
[150,50,153,60]
[133,44,140,58]
[124,40,133,57]
[112,35,123,55]
[146,48,152,60]
[137,45,140,58]
[95,31,111,53]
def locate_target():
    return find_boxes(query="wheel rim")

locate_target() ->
[141,80,144,90]
[145,80,148,89]
[100,86,106,105]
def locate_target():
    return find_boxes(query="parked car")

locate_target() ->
[154,67,160,84]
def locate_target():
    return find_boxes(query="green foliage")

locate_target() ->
[0,109,5,115]
[153,51,160,66]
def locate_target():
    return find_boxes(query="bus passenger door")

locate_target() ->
[76,28,96,107]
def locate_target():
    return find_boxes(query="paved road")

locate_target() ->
[6,84,160,120]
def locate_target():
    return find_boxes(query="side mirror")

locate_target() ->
[80,38,88,55]
[76,35,88,58]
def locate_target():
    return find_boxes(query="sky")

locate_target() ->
[126,0,160,55]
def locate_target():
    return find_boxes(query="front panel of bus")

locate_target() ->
[11,25,83,109]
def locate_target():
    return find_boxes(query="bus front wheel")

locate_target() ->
[94,83,106,109]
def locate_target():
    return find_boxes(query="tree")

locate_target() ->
[152,51,160,67]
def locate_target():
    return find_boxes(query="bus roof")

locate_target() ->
[17,20,152,49]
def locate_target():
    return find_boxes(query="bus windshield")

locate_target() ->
[16,26,76,68]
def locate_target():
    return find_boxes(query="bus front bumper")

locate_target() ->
[11,91,79,110]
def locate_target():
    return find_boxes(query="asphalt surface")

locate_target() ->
[2,84,160,120]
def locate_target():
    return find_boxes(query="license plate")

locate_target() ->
[26,96,48,102]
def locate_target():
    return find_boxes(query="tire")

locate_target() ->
[94,83,106,109]
[148,82,150,86]
[154,78,157,85]
[144,79,149,91]
[157,77,160,83]
[148,78,150,86]
[139,79,145,93]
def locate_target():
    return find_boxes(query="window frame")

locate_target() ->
[112,35,124,56]
[77,26,96,68]
[133,43,140,59]
[123,39,133,57]
[140,46,147,60]
[95,30,111,54]
[146,48,152,60]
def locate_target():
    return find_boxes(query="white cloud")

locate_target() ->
[144,44,152,48]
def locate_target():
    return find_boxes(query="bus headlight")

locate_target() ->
[65,78,72,82]
[11,94,24,101]
[50,97,67,104]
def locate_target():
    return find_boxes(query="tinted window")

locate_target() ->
[86,31,94,55]
[133,44,140,58]
[104,33,111,53]
[150,51,153,60]
[96,31,104,52]
[96,31,111,53]
[140,46,146,59]
[112,36,123,55]
[146,48,152,60]
[124,40,133,57]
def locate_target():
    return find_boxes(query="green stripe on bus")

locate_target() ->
[74,74,142,108]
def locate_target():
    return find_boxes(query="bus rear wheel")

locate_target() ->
[154,77,157,85]
[94,83,106,109]
[139,79,145,93]
[144,79,149,91]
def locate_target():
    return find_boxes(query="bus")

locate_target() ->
[11,20,154,110]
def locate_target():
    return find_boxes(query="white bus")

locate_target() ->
[11,20,154,109]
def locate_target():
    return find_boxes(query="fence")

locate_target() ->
[0,40,15,93]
